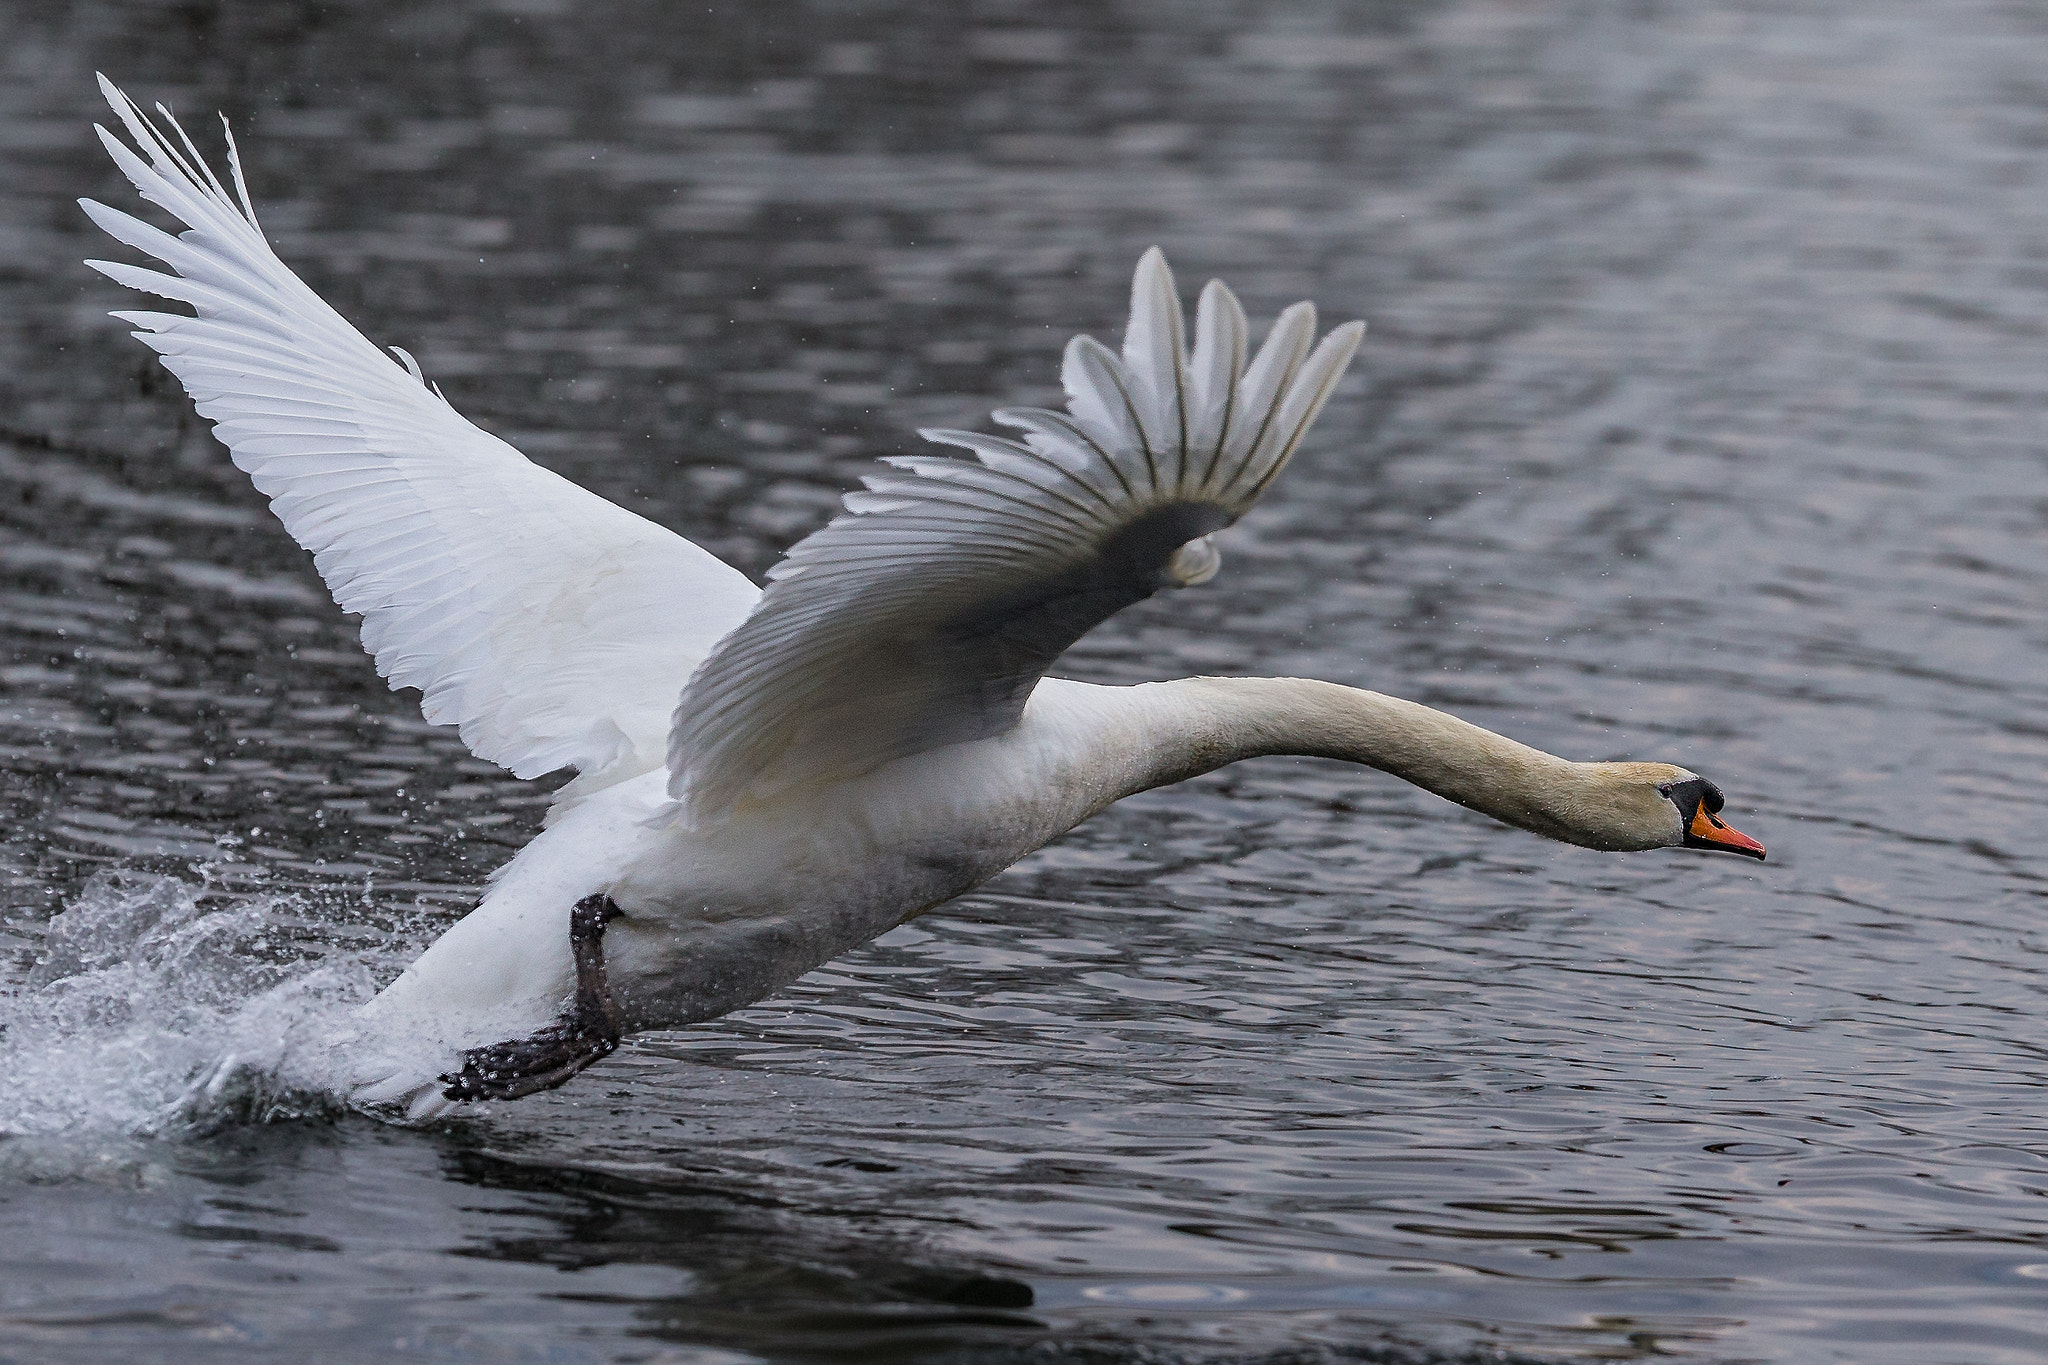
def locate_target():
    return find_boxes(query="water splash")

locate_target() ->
[0,870,384,1143]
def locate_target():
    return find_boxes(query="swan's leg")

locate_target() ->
[440,894,624,1102]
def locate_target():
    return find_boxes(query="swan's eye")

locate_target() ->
[1657,782,1676,799]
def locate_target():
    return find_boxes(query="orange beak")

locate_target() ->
[1686,805,1766,860]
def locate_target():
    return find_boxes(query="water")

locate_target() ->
[4,0,2048,1359]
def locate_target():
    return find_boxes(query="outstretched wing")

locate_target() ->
[81,77,759,799]
[668,248,1362,821]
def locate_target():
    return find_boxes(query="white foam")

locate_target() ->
[0,871,386,1143]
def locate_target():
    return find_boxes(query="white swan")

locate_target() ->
[79,78,1765,1120]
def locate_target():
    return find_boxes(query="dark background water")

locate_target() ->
[5,0,2048,1360]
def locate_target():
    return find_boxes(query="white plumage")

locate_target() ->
[82,76,758,810]
[81,78,1761,1120]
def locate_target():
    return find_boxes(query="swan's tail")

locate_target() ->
[346,1043,465,1122]
[344,984,567,1122]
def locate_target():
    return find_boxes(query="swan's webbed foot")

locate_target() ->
[440,894,624,1102]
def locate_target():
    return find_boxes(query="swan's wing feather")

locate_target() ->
[82,77,759,795]
[668,249,1362,820]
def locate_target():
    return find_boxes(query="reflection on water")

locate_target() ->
[8,0,2048,1360]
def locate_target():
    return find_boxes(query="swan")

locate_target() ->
[78,77,1766,1120]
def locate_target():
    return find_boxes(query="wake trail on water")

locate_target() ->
[0,870,418,1145]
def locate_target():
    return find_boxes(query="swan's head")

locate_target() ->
[1574,762,1766,859]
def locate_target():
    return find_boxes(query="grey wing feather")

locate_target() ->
[667,248,1363,822]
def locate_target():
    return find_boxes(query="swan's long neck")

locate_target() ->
[1100,676,1660,851]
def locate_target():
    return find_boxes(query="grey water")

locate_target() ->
[3,0,2047,1360]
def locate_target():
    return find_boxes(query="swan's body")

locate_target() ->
[81,79,1764,1120]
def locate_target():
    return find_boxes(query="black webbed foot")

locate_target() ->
[441,893,624,1102]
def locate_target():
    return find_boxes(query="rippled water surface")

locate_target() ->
[6,1,2048,1361]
